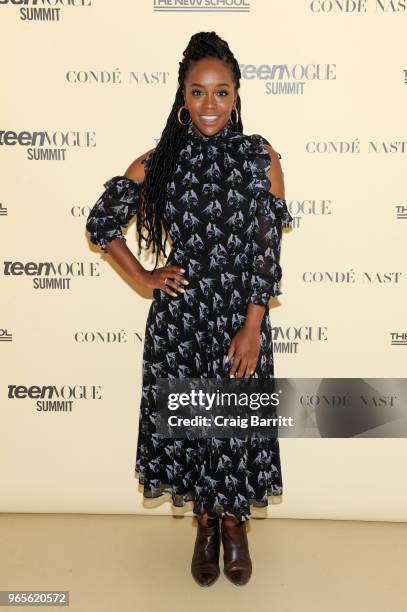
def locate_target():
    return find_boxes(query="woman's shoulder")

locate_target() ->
[123,147,155,182]
[247,132,282,161]
[100,148,155,199]
[243,132,283,182]
[244,132,285,199]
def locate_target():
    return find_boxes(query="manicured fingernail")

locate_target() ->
[180,268,185,273]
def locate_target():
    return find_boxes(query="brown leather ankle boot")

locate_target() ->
[191,517,220,587]
[221,515,252,585]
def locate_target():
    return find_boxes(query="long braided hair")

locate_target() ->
[135,31,243,272]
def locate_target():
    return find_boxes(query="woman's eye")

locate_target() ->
[191,89,229,96]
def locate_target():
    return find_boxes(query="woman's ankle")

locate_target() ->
[197,512,208,526]
[223,514,246,527]
[198,513,219,527]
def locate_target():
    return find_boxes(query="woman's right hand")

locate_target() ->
[140,265,189,297]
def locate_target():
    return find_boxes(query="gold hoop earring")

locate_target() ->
[230,107,239,125]
[177,105,191,126]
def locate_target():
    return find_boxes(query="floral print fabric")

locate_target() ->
[86,120,293,521]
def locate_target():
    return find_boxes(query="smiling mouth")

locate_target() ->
[199,115,220,123]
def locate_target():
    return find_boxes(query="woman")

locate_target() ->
[86,31,293,587]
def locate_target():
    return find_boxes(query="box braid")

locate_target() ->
[135,31,244,273]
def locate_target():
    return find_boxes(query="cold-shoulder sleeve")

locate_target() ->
[85,175,144,252]
[86,149,154,252]
[248,134,294,308]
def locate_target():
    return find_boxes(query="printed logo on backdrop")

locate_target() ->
[303,270,403,287]
[65,70,170,86]
[74,330,143,345]
[0,329,13,342]
[0,130,96,161]
[396,204,407,219]
[309,1,407,13]
[391,332,407,346]
[7,384,101,412]
[306,139,407,154]
[239,62,336,96]
[272,325,328,356]
[0,202,7,216]
[282,197,331,227]
[153,0,250,11]
[2,260,100,289]
[1,0,92,22]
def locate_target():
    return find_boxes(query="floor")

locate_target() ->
[0,513,406,611]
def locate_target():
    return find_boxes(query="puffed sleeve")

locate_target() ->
[248,134,294,308]
[85,175,144,252]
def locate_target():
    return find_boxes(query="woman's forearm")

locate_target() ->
[105,238,146,284]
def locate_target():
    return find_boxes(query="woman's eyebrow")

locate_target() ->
[189,82,231,87]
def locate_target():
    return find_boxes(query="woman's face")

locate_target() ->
[183,58,237,136]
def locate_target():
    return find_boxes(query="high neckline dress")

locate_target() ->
[86,119,293,522]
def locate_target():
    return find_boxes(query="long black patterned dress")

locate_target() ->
[86,120,293,522]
